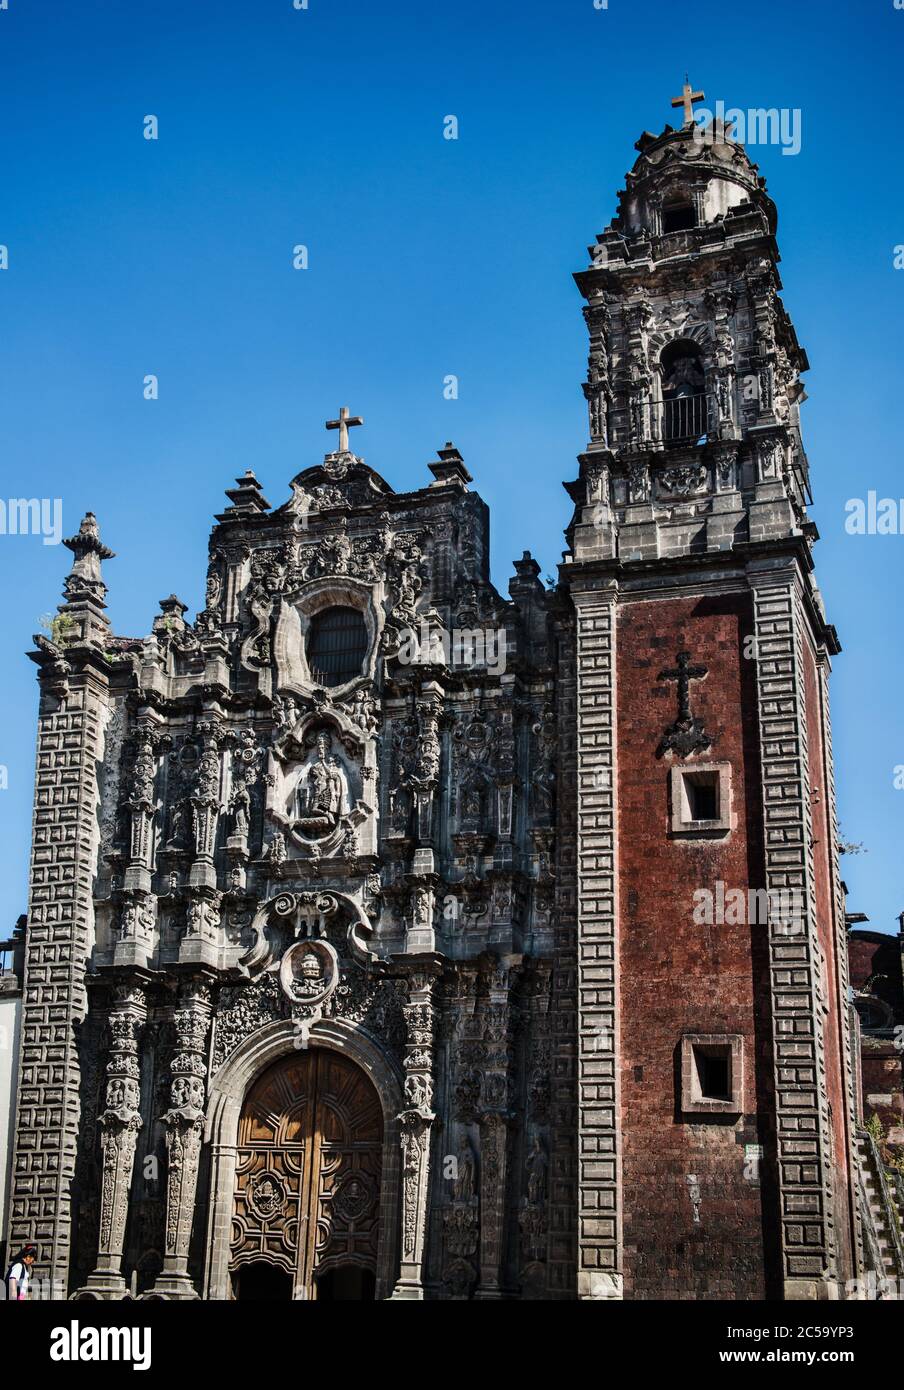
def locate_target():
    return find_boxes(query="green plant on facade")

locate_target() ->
[38,612,77,648]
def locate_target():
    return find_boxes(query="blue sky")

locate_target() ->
[0,0,901,935]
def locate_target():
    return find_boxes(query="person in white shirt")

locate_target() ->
[5,1245,37,1301]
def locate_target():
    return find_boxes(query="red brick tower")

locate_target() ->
[561,107,859,1299]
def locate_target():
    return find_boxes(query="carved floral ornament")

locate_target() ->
[657,464,708,499]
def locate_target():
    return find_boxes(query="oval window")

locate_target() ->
[306,606,368,687]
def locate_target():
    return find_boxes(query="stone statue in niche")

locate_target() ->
[229,782,251,838]
[267,706,374,860]
[390,786,412,835]
[294,731,345,837]
[166,800,189,849]
[525,1135,548,1206]
[453,1137,477,1202]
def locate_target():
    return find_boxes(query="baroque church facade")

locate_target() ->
[7,101,899,1301]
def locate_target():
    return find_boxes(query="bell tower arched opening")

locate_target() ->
[660,339,708,444]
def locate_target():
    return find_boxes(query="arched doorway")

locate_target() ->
[230,1050,383,1300]
[233,1262,294,1301]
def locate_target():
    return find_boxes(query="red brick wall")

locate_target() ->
[848,931,904,1137]
[860,1044,904,1133]
[848,933,904,1016]
[616,591,777,1299]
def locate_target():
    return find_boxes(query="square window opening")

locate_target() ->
[683,771,719,823]
[662,203,697,233]
[680,1034,743,1114]
[694,1047,731,1102]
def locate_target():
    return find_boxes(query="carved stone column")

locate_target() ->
[116,726,161,974]
[393,684,443,861]
[125,727,158,888]
[189,721,222,888]
[151,981,213,1298]
[475,960,515,1299]
[80,982,146,1298]
[392,968,437,1299]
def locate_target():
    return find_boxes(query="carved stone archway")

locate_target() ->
[202,1017,404,1300]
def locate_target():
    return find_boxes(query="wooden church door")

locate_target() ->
[231,1050,382,1299]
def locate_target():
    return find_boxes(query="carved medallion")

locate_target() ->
[279,938,338,1009]
[247,1172,287,1222]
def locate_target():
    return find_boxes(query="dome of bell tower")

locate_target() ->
[616,121,777,240]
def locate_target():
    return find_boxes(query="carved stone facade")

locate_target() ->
[5,106,892,1300]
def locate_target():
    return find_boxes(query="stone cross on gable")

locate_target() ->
[326,405,363,454]
[671,76,705,127]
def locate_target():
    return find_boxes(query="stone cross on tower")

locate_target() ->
[657,650,713,758]
[326,405,363,454]
[670,76,705,126]
[659,650,706,723]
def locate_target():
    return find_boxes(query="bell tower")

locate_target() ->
[561,96,860,1300]
[571,94,812,565]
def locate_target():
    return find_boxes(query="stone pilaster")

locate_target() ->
[151,981,213,1299]
[115,718,163,969]
[545,611,578,1298]
[750,564,840,1298]
[392,969,437,1299]
[7,520,114,1292]
[413,689,442,846]
[80,982,147,1298]
[125,727,157,885]
[181,721,224,967]
[571,582,622,1298]
[817,647,861,1279]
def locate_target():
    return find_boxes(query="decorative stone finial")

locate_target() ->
[428,442,472,487]
[220,471,270,517]
[61,511,115,611]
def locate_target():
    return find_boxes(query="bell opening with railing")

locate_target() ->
[662,392,710,444]
[660,341,708,445]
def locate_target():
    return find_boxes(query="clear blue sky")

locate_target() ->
[0,0,901,935]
